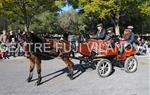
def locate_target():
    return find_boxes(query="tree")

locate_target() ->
[138,1,150,16]
[0,0,58,31]
[77,0,150,35]
[30,12,59,33]
[57,9,86,34]
[138,0,150,33]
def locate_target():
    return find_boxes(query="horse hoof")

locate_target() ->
[67,74,74,80]
[69,77,74,80]
[35,81,41,86]
[67,73,70,77]
[26,77,32,83]
[80,67,86,72]
[35,78,41,86]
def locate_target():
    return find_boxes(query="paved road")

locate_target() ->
[0,55,149,95]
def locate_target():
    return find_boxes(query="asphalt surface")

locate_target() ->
[0,54,149,95]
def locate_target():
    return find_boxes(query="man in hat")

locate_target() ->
[96,23,107,40]
[106,27,115,40]
[118,27,136,58]
[123,25,136,44]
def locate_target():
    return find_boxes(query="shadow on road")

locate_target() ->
[30,64,86,85]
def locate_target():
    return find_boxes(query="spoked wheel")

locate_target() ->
[124,56,138,73]
[96,59,112,77]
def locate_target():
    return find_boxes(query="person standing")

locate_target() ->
[9,38,17,57]
[68,32,73,42]
[0,30,8,43]
[8,30,16,43]
[0,30,9,58]
[63,31,69,41]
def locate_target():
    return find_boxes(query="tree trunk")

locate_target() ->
[115,24,120,35]
[115,15,120,35]
[22,1,29,32]
[24,24,29,32]
[110,15,120,35]
[24,15,29,32]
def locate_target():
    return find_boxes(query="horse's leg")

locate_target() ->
[61,57,74,80]
[27,57,35,82]
[35,56,42,86]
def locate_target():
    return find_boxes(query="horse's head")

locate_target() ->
[21,32,54,58]
[25,32,33,43]
[19,32,31,58]
[20,32,42,58]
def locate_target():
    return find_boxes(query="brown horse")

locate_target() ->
[22,32,74,86]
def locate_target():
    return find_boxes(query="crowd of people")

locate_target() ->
[0,30,25,59]
[135,36,149,55]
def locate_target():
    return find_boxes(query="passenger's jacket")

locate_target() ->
[123,32,136,44]
[96,29,107,40]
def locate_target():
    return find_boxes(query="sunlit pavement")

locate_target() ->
[0,54,149,95]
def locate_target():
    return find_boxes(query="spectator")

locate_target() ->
[138,39,148,54]
[9,38,17,57]
[79,34,85,43]
[68,32,73,42]
[16,30,22,43]
[8,30,16,43]
[16,30,24,56]
[0,30,8,43]
[0,41,9,59]
[63,31,69,41]
[0,41,5,59]
[21,31,27,42]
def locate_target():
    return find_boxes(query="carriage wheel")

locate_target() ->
[124,56,138,73]
[96,59,112,77]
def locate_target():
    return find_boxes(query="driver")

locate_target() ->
[96,23,107,40]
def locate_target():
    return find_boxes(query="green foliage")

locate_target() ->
[57,9,86,34]
[30,12,59,33]
[0,0,150,34]
[0,0,58,31]
[138,1,150,16]
[78,0,150,34]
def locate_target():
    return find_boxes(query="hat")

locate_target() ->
[127,26,134,29]
[107,27,113,33]
[97,23,103,27]
[107,27,113,31]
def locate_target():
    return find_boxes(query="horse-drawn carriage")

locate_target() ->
[23,32,138,86]
[76,38,138,77]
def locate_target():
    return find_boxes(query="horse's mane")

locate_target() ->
[30,33,44,43]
